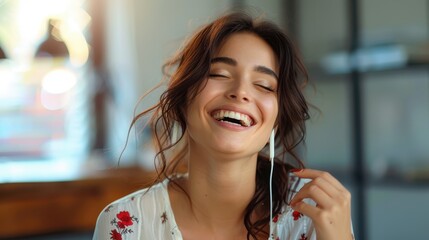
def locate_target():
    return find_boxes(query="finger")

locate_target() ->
[292,169,347,192]
[291,200,321,222]
[290,183,332,208]
[308,175,342,199]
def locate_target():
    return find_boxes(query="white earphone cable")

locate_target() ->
[269,129,275,239]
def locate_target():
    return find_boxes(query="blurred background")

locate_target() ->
[0,0,428,239]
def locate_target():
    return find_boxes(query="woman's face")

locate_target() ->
[186,32,279,158]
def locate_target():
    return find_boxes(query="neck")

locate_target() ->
[185,140,258,230]
[167,138,267,239]
[188,159,257,217]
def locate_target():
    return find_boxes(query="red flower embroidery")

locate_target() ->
[117,211,133,227]
[292,210,303,221]
[272,214,279,223]
[110,229,122,240]
[109,210,138,239]
[117,221,126,229]
[299,233,308,240]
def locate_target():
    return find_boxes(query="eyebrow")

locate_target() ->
[211,56,279,80]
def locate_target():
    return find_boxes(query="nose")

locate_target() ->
[226,80,251,102]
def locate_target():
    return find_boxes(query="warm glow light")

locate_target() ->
[40,89,69,110]
[41,68,76,110]
[62,29,90,67]
[59,8,92,66]
[41,68,77,94]
[14,0,90,65]
[17,0,77,44]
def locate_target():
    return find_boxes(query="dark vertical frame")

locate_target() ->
[289,0,366,238]
[348,0,366,239]
[88,0,107,150]
[284,0,299,41]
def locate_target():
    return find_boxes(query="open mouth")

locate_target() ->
[212,110,254,127]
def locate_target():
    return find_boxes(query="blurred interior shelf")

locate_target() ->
[327,168,429,188]
[308,61,429,81]
[368,177,429,188]
[316,42,429,76]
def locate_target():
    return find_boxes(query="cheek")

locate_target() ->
[260,97,278,125]
[191,80,224,110]
[186,81,219,122]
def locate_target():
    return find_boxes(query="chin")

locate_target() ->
[211,141,257,157]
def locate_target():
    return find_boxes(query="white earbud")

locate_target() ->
[171,122,180,144]
[269,129,275,160]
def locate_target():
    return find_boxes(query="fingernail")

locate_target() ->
[291,168,303,173]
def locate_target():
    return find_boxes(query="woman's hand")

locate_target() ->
[290,169,354,240]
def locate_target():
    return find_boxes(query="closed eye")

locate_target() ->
[209,73,230,79]
[257,84,275,92]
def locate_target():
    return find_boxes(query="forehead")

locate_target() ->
[213,32,279,73]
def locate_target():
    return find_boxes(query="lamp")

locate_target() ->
[35,19,69,58]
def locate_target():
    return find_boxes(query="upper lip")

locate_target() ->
[210,105,257,126]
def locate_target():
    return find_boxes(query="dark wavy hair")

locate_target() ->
[130,12,309,240]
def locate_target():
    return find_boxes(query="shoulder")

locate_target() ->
[92,181,169,240]
[103,180,167,215]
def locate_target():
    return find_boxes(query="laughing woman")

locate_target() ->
[93,12,354,240]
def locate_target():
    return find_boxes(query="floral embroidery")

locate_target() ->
[292,210,303,221]
[104,205,113,213]
[272,214,280,223]
[117,211,134,226]
[161,211,168,224]
[110,229,122,240]
[299,233,308,240]
[109,211,139,240]
[110,230,122,240]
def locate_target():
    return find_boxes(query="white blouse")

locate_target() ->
[92,176,317,240]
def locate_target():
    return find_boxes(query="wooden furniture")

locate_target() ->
[0,166,156,239]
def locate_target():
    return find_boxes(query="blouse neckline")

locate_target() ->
[160,177,184,239]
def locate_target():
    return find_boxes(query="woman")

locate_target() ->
[93,12,354,240]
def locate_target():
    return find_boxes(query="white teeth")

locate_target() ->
[225,111,231,118]
[212,110,253,127]
[234,112,240,120]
